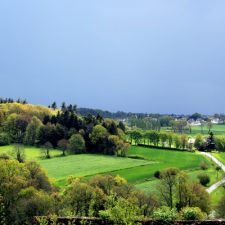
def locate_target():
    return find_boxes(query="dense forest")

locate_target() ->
[0,99,129,158]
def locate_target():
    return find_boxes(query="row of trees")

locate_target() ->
[0,97,27,104]
[0,103,129,157]
[127,130,192,150]
[127,129,222,152]
[2,158,225,225]
[48,101,77,113]
[128,116,190,133]
[128,117,203,134]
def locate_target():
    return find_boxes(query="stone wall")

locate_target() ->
[34,217,225,225]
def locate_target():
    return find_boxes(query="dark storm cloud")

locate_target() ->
[0,0,225,114]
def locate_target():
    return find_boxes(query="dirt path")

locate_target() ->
[200,152,225,193]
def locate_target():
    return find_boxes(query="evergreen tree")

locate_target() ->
[206,132,215,151]
[51,102,57,110]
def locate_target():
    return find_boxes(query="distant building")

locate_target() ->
[188,137,195,149]
[187,119,202,126]
[211,118,220,124]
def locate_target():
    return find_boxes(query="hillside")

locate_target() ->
[0,145,222,191]
[0,102,55,120]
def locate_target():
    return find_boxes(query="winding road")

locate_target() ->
[200,152,225,193]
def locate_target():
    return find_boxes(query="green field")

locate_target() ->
[187,124,225,136]
[211,186,225,208]
[162,124,225,136]
[1,145,221,191]
[124,147,224,195]
[113,146,208,184]
[212,152,225,165]
[0,145,155,185]
[134,168,223,193]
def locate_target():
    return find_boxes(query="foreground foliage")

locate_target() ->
[0,157,217,225]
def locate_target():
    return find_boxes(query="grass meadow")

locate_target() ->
[0,144,224,206]
[187,124,225,136]
[161,124,225,136]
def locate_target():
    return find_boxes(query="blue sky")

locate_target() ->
[1,1,225,114]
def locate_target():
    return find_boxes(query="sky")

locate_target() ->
[0,0,225,114]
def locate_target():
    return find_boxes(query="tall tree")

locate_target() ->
[24,117,42,145]
[69,134,86,154]
[158,168,179,208]
[41,142,53,159]
[4,113,28,143]
[89,125,109,152]
[57,139,69,156]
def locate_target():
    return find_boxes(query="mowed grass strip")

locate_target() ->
[39,154,155,179]
[0,145,155,180]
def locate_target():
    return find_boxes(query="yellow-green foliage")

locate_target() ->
[0,103,56,120]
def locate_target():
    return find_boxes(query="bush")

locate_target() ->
[179,207,207,220]
[0,195,6,225]
[128,155,145,160]
[15,187,54,224]
[0,153,10,160]
[152,206,178,222]
[154,171,161,179]
[99,197,140,225]
[200,161,209,170]
[197,174,210,186]
[0,133,10,146]
[217,195,225,218]
[194,135,205,151]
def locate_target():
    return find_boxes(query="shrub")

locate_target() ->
[194,135,205,150]
[217,195,225,218]
[197,174,210,186]
[128,155,145,160]
[0,133,10,146]
[15,187,54,225]
[154,171,161,179]
[179,207,207,220]
[13,144,25,163]
[0,195,6,225]
[0,153,10,160]
[63,179,106,217]
[25,161,53,192]
[99,197,140,225]
[200,161,208,170]
[152,206,178,222]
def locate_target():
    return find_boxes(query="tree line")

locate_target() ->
[0,102,129,157]
[127,129,223,152]
[0,97,27,104]
[127,129,192,150]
